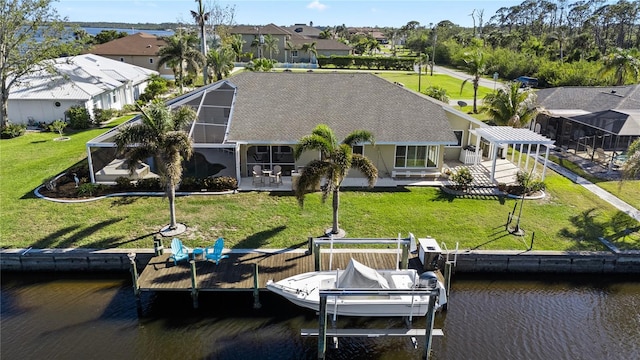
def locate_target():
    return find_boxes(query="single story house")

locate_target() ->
[87,72,552,186]
[8,54,157,125]
[533,85,640,156]
[89,32,174,79]
[230,24,351,64]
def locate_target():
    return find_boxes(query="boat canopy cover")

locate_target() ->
[337,258,390,289]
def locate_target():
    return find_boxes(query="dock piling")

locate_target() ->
[253,263,262,309]
[190,260,199,309]
[424,294,438,359]
[153,235,164,256]
[127,252,142,315]
[317,295,328,359]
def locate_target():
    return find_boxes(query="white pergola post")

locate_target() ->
[532,144,540,174]
[475,136,482,165]
[541,146,550,180]
[490,142,499,183]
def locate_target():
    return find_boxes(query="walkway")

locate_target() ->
[539,156,640,222]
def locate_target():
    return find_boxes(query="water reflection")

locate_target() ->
[1,273,639,360]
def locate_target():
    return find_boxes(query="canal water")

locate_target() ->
[2,272,639,360]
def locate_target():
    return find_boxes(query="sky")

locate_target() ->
[54,0,526,28]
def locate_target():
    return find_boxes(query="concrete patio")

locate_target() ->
[237,159,522,192]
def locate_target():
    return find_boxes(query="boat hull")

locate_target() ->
[266,268,444,317]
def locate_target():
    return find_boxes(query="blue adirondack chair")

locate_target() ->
[169,238,190,265]
[205,237,229,265]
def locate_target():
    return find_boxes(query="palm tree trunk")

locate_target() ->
[168,184,177,229]
[473,80,479,113]
[331,189,340,234]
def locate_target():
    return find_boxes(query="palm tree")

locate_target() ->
[482,82,539,127]
[228,34,245,62]
[206,46,235,82]
[191,0,210,84]
[284,38,295,63]
[300,42,317,64]
[294,124,378,235]
[599,47,640,86]
[459,49,488,114]
[621,138,640,180]
[250,35,264,58]
[114,102,197,234]
[262,34,280,60]
[245,58,275,72]
[157,33,205,93]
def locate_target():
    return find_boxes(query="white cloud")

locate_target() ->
[307,0,327,11]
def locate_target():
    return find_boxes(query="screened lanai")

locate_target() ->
[472,127,555,183]
[86,81,238,184]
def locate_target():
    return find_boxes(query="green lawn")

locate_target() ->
[0,124,638,252]
[375,72,494,101]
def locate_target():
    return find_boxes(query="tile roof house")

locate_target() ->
[534,85,640,154]
[8,54,157,125]
[87,72,489,186]
[89,32,174,79]
[230,24,351,64]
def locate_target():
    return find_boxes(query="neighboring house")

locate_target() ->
[8,54,157,125]
[534,85,640,154]
[230,24,351,64]
[87,72,495,185]
[285,23,322,38]
[89,32,174,79]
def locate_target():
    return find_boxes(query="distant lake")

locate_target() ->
[80,27,175,37]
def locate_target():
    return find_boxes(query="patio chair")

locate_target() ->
[252,165,263,185]
[595,148,608,165]
[169,238,190,265]
[269,165,282,185]
[205,237,229,265]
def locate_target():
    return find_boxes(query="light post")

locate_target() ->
[254,27,264,59]
[431,25,437,76]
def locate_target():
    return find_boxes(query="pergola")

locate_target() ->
[471,127,555,182]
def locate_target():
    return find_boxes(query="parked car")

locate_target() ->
[515,76,538,88]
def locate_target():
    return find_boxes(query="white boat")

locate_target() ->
[266,258,447,317]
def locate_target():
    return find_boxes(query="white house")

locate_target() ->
[7,54,157,125]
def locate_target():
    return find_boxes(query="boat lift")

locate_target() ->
[302,287,443,359]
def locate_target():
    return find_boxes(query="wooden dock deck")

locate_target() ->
[137,250,423,292]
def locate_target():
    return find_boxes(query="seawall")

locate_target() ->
[1,248,640,274]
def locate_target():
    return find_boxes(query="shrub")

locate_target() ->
[204,176,238,191]
[179,176,203,191]
[135,177,161,191]
[93,108,117,125]
[66,105,91,129]
[114,176,134,190]
[422,86,449,103]
[1,123,26,139]
[515,171,546,195]
[139,75,168,102]
[77,183,106,197]
[48,119,67,136]
[451,167,474,190]
[118,104,137,116]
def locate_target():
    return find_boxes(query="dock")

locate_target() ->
[136,250,422,293]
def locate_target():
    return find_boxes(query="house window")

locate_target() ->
[54,101,61,107]
[164,63,171,69]
[352,145,364,155]
[291,50,298,57]
[119,57,124,62]
[112,93,117,103]
[149,58,154,64]
[445,131,463,147]
[394,145,438,168]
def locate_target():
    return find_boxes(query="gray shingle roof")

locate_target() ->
[536,85,640,113]
[226,72,457,145]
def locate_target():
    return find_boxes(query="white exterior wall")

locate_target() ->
[7,99,85,124]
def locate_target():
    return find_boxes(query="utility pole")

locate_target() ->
[431,25,437,76]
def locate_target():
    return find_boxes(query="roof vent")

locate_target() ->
[146,45,152,48]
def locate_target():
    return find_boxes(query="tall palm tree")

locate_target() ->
[114,101,197,233]
[262,34,280,60]
[206,46,235,82]
[599,47,640,86]
[621,138,640,181]
[294,124,378,235]
[157,33,205,93]
[301,42,318,64]
[482,81,539,127]
[191,0,210,84]
[459,49,488,114]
